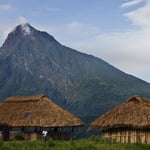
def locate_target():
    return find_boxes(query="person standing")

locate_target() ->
[42,130,48,141]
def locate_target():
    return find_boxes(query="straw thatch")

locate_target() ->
[90,95,150,144]
[0,94,84,127]
[90,95,150,130]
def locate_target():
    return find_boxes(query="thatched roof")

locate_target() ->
[90,95,150,130]
[0,94,84,127]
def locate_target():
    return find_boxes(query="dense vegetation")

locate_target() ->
[0,136,150,150]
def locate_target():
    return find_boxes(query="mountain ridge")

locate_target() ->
[0,24,150,117]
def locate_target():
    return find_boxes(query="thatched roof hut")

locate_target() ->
[90,95,150,144]
[0,94,84,140]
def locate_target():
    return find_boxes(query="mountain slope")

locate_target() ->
[0,23,150,117]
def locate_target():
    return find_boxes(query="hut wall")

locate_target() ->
[30,133,38,141]
[125,130,129,143]
[130,130,136,143]
[146,130,150,144]
[102,128,150,144]
[23,132,42,140]
[121,129,125,143]
[8,131,73,141]
[103,131,109,138]
[116,130,121,142]
[111,130,116,141]
[48,131,72,140]
[2,126,74,141]
[8,131,39,140]
[140,130,146,144]
[9,131,22,140]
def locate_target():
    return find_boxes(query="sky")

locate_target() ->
[0,0,150,83]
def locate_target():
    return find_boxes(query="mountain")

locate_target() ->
[0,23,150,117]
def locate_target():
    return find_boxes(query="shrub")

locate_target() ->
[14,135,25,140]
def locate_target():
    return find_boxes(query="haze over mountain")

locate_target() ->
[0,23,150,117]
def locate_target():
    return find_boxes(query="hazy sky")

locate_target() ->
[0,0,150,82]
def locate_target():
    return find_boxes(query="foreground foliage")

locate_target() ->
[0,136,150,150]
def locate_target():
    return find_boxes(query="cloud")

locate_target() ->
[18,16,31,35]
[19,16,28,25]
[67,22,100,35]
[0,17,30,44]
[0,4,12,11]
[39,22,101,46]
[120,0,144,8]
[124,1,150,29]
[57,22,101,42]
[21,24,31,35]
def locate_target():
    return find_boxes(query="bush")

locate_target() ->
[14,135,25,140]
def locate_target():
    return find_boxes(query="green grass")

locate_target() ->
[0,136,150,150]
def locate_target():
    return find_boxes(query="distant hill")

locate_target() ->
[0,23,150,117]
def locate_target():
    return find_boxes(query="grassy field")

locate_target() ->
[0,136,150,150]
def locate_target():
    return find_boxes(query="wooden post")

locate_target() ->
[140,130,145,144]
[134,130,136,143]
[71,127,74,140]
[116,130,121,142]
[125,130,129,143]
[130,130,134,143]
[122,129,125,143]
[142,130,146,144]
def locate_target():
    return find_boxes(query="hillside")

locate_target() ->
[0,23,150,117]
